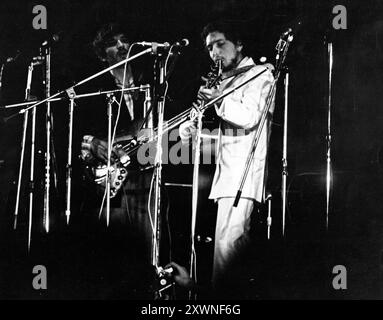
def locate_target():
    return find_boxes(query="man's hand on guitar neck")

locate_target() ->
[191,84,222,113]
[196,86,222,103]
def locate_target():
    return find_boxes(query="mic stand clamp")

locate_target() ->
[154,266,175,300]
[139,84,154,140]
[265,193,272,240]
[65,87,76,225]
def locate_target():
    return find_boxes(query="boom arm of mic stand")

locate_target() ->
[19,48,152,114]
[233,36,293,208]
[233,80,277,207]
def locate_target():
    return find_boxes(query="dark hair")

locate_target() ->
[201,20,244,47]
[92,23,129,60]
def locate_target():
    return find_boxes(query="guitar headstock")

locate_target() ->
[206,59,223,89]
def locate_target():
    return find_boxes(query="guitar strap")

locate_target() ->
[221,64,256,81]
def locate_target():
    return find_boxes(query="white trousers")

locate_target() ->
[212,197,255,286]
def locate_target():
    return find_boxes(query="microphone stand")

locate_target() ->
[65,88,76,225]
[325,42,333,230]
[27,58,43,251]
[105,93,115,227]
[233,32,294,208]
[281,70,289,236]
[152,56,165,271]
[14,62,35,232]
[43,45,51,233]
[189,106,203,300]
[14,59,41,252]
[28,94,37,252]
[188,60,222,300]
[151,49,177,299]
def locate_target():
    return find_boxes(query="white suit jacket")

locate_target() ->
[209,57,275,203]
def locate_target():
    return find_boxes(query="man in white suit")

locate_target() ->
[179,20,275,295]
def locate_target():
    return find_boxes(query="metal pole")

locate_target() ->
[65,94,75,225]
[14,63,34,230]
[106,95,114,227]
[281,71,289,236]
[14,111,28,230]
[152,57,166,269]
[43,46,51,233]
[266,193,272,240]
[0,63,5,93]
[233,79,277,207]
[152,100,163,267]
[189,109,203,299]
[143,87,153,137]
[326,42,333,230]
[2,86,147,110]
[233,34,293,208]
[28,104,36,252]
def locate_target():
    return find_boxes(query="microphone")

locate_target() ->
[4,50,21,64]
[279,20,303,39]
[136,41,171,49]
[52,32,62,42]
[280,28,292,39]
[136,39,189,50]
[173,38,189,48]
[41,31,63,46]
[32,56,45,65]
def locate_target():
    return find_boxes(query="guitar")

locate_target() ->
[81,136,147,198]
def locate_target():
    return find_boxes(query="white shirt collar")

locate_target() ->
[236,56,255,69]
